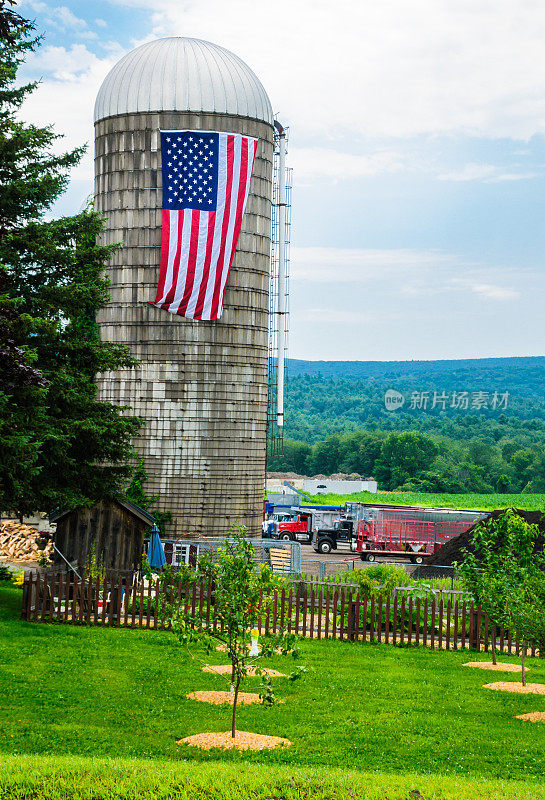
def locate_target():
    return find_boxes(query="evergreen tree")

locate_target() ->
[0,1,141,516]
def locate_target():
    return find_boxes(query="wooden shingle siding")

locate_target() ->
[95,112,273,538]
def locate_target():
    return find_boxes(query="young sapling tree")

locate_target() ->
[170,524,300,739]
[503,561,545,685]
[457,510,543,675]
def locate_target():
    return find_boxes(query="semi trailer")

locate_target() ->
[313,504,488,561]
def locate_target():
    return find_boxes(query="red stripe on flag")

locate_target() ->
[218,137,253,312]
[177,210,201,316]
[210,135,235,320]
[149,209,171,306]
[161,211,184,309]
[193,210,217,320]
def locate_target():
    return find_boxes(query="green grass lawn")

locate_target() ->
[2,582,545,798]
[302,491,545,511]
[3,755,545,800]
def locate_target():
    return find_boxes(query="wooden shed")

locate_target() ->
[50,500,155,574]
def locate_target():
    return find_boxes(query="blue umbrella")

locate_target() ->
[148,524,166,571]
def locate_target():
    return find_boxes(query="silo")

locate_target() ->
[94,38,273,538]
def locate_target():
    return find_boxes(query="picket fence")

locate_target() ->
[20,571,537,656]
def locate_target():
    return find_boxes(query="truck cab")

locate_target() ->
[275,512,313,543]
[313,517,357,554]
[262,512,294,538]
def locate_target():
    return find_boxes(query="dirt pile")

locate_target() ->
[427,509,545,566]
[266,472,366,481]
[0,522,52,564]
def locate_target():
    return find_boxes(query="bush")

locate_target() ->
[362,564,407,584]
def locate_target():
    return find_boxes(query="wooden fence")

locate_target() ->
[300,575,469,604]
[20,571,537,656]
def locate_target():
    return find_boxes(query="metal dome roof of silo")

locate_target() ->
[94,37,273,125]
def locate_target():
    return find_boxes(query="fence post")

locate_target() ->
[40,573,49,623]
[21,571,30,620]
[347,595,355,641]
[469,603,478,649]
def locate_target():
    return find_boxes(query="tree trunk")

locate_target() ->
[491,628,497,665]
[231,674,241,739]
[522,643,526,686]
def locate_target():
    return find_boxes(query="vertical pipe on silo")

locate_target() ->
[276,128,287,427]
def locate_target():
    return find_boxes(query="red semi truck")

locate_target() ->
[313,504,488,562]
[263,508,340,543]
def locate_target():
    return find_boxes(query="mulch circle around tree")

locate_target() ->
[516,711,545,722]
[202,665,286,677]
[186,691,261,705]
[176,730,292,750]
[463,662,526,672]
[484,682,545,694]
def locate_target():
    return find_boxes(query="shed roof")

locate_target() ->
[50,500,156,527]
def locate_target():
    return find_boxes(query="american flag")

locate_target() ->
[148,130,258,320]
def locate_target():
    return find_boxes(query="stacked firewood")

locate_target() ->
[0,522,53,563]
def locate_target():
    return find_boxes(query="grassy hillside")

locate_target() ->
[2,582,545,788]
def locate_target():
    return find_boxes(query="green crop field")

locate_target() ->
[2,582,545,799]
[301,491,545,511]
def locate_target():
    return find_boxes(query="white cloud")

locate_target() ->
[290,246,459,283]
[290,147,407,181]
[28,43,100,80]
[107,0,545,140]
[19,43,125,183]
[22,2,95,35]
[49,6,88,31]
[17,0,545,195]
[291,246,525,306]
[468,283,520,301]
[438,163,540,182]
[299,308,403,323]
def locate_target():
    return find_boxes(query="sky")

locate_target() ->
[16,0,545,361]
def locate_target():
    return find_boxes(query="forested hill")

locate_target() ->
[270,356,545,494]
[287,356,545,390]
[283,356,545,444]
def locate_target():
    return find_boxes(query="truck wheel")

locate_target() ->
[318,540,332,554]
[281,533,292,541]
[411,555,424,565]
[366,553,376,562]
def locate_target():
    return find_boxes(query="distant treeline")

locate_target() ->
[268,357,545,493]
